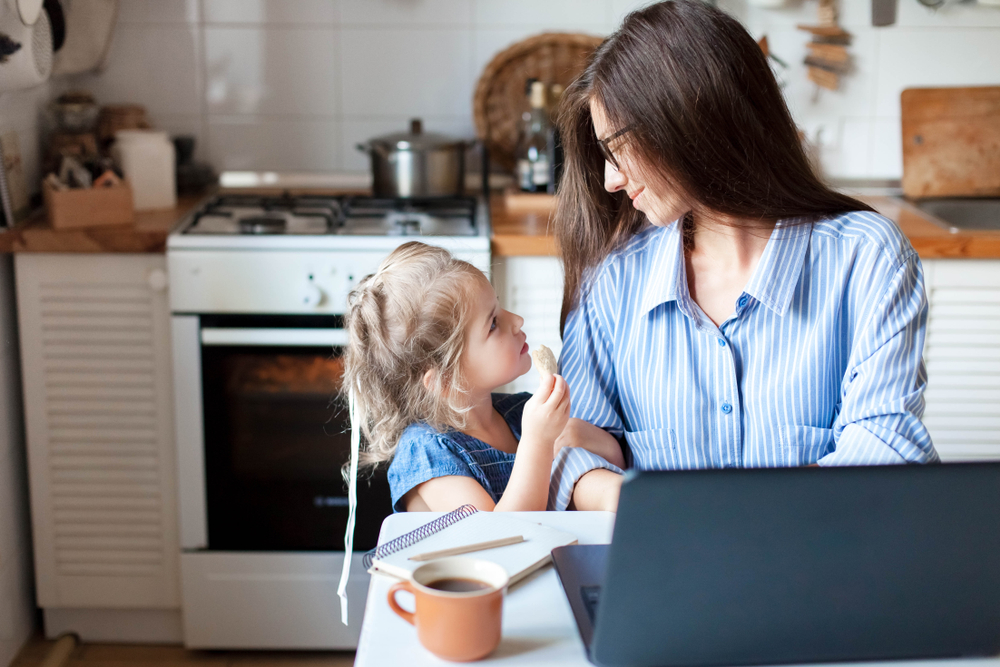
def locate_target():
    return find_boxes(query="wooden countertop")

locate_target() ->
[0,195,206,253]
[490,192,1000,259]
[4,190,996,258]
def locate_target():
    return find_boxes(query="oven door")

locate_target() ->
[172,314,392,552]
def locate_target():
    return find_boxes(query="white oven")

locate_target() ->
[167,188,490,648]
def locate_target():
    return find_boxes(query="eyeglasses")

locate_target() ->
[597,124,635,172]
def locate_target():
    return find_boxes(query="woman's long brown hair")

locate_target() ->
[555,0,873,330]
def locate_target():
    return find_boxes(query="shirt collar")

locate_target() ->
[742,218,812,316]
[639,220,686,316]
[639,217,812,318]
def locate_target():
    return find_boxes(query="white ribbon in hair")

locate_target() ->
[336,386,361,625]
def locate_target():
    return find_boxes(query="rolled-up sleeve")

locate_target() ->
[552,265,629,507]
[561,264,626,435]
[548,447,624,511]
[821,253,939,466]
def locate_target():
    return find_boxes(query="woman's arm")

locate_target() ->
[822,253,938,465]
[548,263,630,509]
[555,418,626,469]
[568,468,623,512]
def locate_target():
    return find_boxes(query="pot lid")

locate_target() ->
[368,119,465,150]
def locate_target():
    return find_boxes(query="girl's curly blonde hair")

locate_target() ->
[343,241,486,472]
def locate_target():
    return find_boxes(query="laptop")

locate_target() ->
[553,463,1000,667]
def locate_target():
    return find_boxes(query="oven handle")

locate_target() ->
[201,327,349,347]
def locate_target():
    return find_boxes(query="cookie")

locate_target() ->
[531,344,558,376]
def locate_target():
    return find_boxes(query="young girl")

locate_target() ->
[343,241,620,513]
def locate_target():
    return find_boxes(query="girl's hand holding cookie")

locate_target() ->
[522,373,570,445]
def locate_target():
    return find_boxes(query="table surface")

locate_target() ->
[355,511,1000,667]
[355,511,615,666]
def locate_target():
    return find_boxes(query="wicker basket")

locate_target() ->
[473,32,605,171]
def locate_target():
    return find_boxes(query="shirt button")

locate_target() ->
[721,403,732,414]
[717,338,726,347]
[737,295,749,308]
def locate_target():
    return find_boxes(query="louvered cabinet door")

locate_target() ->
[922,259,1000,462]
[16,254,179,608]
[493,256,565,394]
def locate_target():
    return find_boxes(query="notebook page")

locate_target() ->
[371,512,578,584]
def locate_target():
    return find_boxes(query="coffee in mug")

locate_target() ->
[426,577,493,593]
[387,557,509,661]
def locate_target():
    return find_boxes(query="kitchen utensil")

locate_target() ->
[872,0,898,26]
[0,0,52,91]
[356,119,467,198]
[96,104,148,148]
[43,0,65,51]
[10,0,43,25]
[48,94,99,132]
[901,86,1000,199]
[473,32,604,171]
[51,0,117,75]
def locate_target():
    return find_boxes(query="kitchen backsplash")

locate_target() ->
[4,0,1000,188]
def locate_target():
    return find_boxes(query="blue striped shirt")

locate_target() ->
[549,211,939,510]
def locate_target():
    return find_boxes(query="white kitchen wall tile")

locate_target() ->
[869,117,903,177]
[611,0,656,23]
[207,116,341,171]
[874,28,1000,116]
[202,0,338,25]
[475,0,609,26]
[340,0,472,25]
[766,26,878,122]
[342,116,475,171]
[341,29,473,117]
[71,25,202,115]
[0,85,49,132]
[204,27,338,115]
[895,0,1000,28]
[117,0,199,24]
[473,26,607,86]
[835,118,874,178]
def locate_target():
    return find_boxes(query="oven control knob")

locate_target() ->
[302,282,325,307]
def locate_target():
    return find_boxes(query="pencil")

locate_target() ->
[408,535,525,562]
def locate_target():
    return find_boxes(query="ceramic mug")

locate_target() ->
[387,557,510,662]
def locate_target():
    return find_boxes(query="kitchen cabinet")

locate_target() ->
[15,254,180,614]
[922,259,1000,461]
[494,255,1000,462]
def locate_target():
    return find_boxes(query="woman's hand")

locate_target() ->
[521,374,570,446]
[555,418,626,469]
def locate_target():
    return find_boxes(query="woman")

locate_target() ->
[549,0,938,512]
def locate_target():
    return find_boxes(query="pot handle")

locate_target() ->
[357,142,391,157]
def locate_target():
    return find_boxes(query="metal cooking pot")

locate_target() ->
[357,119,467,198]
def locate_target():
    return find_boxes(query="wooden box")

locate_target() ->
[43,179,135,229]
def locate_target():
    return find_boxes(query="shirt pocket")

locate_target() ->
[625,427,694,470]
[780,425,834,466]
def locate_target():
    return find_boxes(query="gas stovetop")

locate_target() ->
[177,194,481,237]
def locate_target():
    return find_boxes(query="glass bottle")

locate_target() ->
[516,80,550,193]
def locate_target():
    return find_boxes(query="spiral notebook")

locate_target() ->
[364,505,578,585]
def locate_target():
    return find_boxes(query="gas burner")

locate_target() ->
[176,191,485,242]
[185,196,343,235]
[239,216,288,234]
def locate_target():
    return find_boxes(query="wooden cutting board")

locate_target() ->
[901,86,1000,199]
